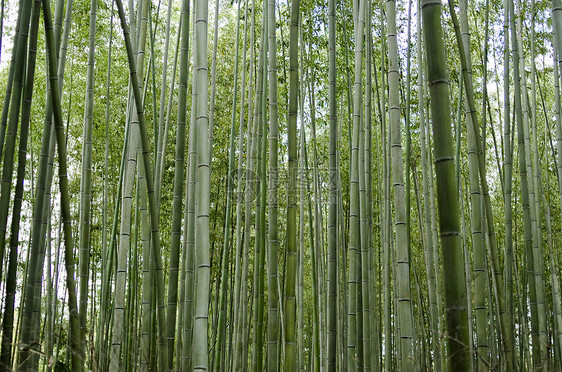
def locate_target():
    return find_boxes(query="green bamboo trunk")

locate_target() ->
[232,2,249,365]
[284,0,299,367]
[297,29,307,370]
[553,17,562,368]
[360,2,373,369]
[0,0,39,368]
[165,0,189,364]
[192,0,211,366]
[153,0,175,202]
[347,0,365,370]
[387,1,415,368]
[502,0,515,369]
[327,0,338,367]
[458,1,489,368]
[95,5,115,368]
[181,95,197,370]
[253,40,269,370]
[381,9,392,367]
[78,0,97,367]
[140,159,154,372]
[529,2,549,365]
[234,2,253,367]
[267,0,280,367]
[421,1,471,369]
[214,0,238,366]
[554,3,562,233]
[239,12,257,366]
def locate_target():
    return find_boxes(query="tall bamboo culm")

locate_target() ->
[421,0,471,369]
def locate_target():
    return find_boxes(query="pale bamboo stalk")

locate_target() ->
[267,0,281,366]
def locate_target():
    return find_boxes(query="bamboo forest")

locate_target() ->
[1,0,562,369]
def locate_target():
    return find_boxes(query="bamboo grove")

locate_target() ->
[0,0,562,369]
